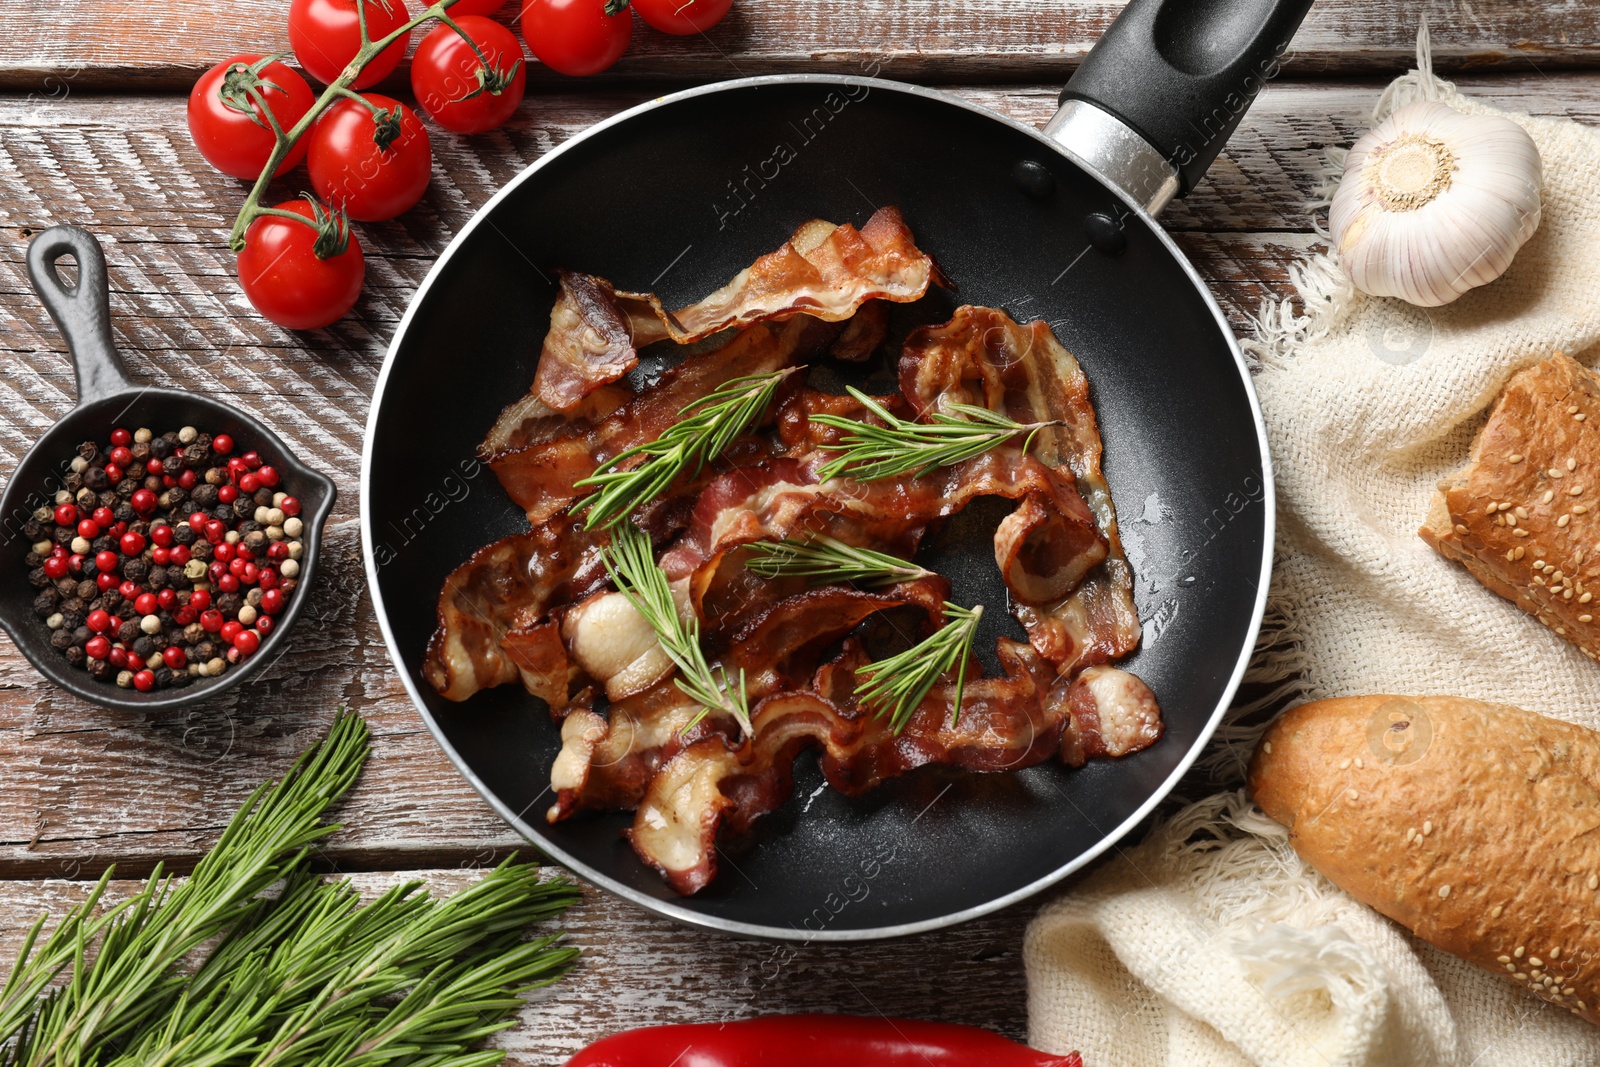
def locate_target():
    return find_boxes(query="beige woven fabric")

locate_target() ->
[1026,39,1600,1067]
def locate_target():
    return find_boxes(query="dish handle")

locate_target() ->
[1045,0,1315,215]
[26,225,136,407]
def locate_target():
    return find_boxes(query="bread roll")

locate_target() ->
[1249,695,1600,1023]
[1419,352,1600,661]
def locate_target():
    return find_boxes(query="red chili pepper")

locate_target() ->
[563,1015,1082,1067]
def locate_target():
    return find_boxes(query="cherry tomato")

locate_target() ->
[187,55,316,180]
[520,0,632,76]
[411,16,526,134]
[288,0,411,88]
[631,0,732,35]
[446,0,506,13]
[237,199,365,330]
[308,94,432,221]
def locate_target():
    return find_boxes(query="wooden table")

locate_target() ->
[1,2,1596,1061]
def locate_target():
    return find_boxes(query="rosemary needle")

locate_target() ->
[856,603,983,734]
[603,522,753,735]
[575,368,796,530]
[745,536,934,588]
[811,387,1063,482]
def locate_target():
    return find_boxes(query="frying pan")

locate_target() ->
[363,0,1306,939]
[0,226,337,711]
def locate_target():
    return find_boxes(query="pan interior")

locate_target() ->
[366,80,1268,937]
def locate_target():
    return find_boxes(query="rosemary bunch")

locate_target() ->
[856,603,984,734]
[0,713,579,1067]
[603,522,752,735]
[575,369,795,530]
[745,536,933,588]
[812,387,1062,482]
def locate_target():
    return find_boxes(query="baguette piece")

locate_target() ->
[1420,352,1600,662]
[1249,695,1600,1024]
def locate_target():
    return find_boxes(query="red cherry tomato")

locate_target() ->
[446,0,505,13]
[520,0,631,77]
[308,95,432,222]
[188,55,316,180]
[237,200,365,330]
[288,0,411,88]
[411,16,527,134]
[631,0,732,34]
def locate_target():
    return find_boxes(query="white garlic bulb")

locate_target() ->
[1330,99,1542,307]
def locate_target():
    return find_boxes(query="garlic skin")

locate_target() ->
[1330,100,1542,307]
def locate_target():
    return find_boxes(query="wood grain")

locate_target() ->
[0,0,1595,92]
[2,73,1597,878]
[0,868,1035,1064]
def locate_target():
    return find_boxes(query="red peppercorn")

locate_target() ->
[243,451,262,469]
[120,531,146,555]
[104,463,123,484]
[235,545,255,562]
[201,609,224,632]
[174,607,196,626]
[92,506,114,528]
[255,614,275,636]
[213,433,234,454]
[258,567,279,591]
[189,510,208,529]
[257,465,280,488]
[108,647,128,669]
[214,542,235,563]
[68,553,85,573]
[162,475,175,489]
[162,646,187,670]
[219,620,243,644]
[94,549,119,573]
[279,496,301,518]
[76,519,100,539]
[43,556,68,579]
[132,669,155,692]
[228,557,247,578]
[130,489,157,516]
[218,574,241,593]
[152,547,171,566]
[190,589,211,611]
[134,592,158,616]
[145,458,163,476]
[260,588,286,615]
[178,469,197,490]
[170,544,191,566]
[110,428,131,447]
[109,446,132,467]
[53,503,77,526]
[119,579,139,600]
[208,561,227,583]
[113,522,128,536]
[241,562,260,585]
[238,473,261,494]
[85,636,110,660]
[204,520,225,543]
[150,525,173,547]
[227,457,248,477]
[218,484,238,504]
[266,542,289,561]
[157,588,178,611]
[96,572,118,592]
[87,609,111,632]
[232,629,260,655]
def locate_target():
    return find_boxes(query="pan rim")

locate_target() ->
[360,73,1276,941]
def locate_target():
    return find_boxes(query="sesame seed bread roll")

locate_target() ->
[1249,695,1600,1025]
[1420,352,1600,661]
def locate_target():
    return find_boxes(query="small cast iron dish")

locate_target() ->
[0,225,336,710]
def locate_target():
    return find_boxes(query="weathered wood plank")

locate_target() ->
[0,0,1595,92]
[0,72,1589,878]
[0,869,1037,1063]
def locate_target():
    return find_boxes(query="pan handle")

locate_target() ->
[26,225,135,407]
[1045,0,1314,215]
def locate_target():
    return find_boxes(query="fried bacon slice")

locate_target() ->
[527,207,945,413]
[900,305,1141,674]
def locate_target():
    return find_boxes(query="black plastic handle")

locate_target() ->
[26,225,134,406]
[1061,0,1314,197]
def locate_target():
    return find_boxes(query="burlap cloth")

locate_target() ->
[1025,33,1600,1067]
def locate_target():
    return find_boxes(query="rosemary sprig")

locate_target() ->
[745,536,933,588]
[811,387,1062,482]
[574,368,796,530]
[603,522,752,735]
[856,603,983,734]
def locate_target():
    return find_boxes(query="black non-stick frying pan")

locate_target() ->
[363,0,1306,939]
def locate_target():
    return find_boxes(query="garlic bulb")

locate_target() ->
[1330,99,1542,307]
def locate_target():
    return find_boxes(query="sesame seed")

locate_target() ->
[1559,627,1569,635]
[1573,486,1586,496]
[1552,947,1561,959]
[1354,758,1364,769]
[1565,589,1575,600]
[1576,505,1589,514]
[1531,957,1544,967]
[1580,414,1589,421]
[1346,789,1359,801]
[1517,506,1530,519]
[1516,946,1525,958]
[1552,569,1563,579]
[1516,528,1531,537]
[1559,515,1572,527]
[1580,615,1593,623]
[1551,468,1567,479]
[1487,502,1500,514]
[1439,885,1451,898]
[1423,821,1434,835]
[1569,458,1578,471]
[1339,758,1350,769]
[1568,406,1579,414]
[1584,593,1595,603]
[1515,547,1526,560]
[1515,972,1528,981]
[1589,875,1597,890]
[1491,904,1504,918]
[1262,741,1272,753]
[1566,987,1577,996]
[1406,827,1416,843]
[1507,549,1518,561]
[1506,962,1518,971]
[1499,955,1512,964]
[1511,453,1525,463]
[1544,491,1556,504]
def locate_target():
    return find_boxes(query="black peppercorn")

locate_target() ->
[174,524,196,546]
[253,488,274,507]
[217,592,243,617]
[123,558,148,582]
[118,620,140,644]
[205,467,227,486]
[191,484,218,507]
[50,628,74,650]
[151,437,173,459]
[190,540,212,562]
[130,441,151,462]
[183,442,210,468]
[65,645,86,667]
[77,441,96,462]
[213,506,232,522]
[114,503,135,523]
[147,566,169,590]
[195,640,217,661]
[75,580,96,601]
[132,636,155,659]
[22,519,44,540]
[54,577,77,596]
[152,666,173,687]
[85,467,108,491]
[92,535,115,555]
[170,670,192,688]
[51,526,73,546]
[33,592,56,618]
[143,475,163,493]
[87,657,112,680]
[243,531,267,555]
[24,553,42,569]
[98,491,118,509]
[64,471,83,493]
[162,455,182,476]
[166,487,188,508]
[116,480,136,499]
[61,606,86,628]
[71,625,91,647]
[27,567,49,589]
